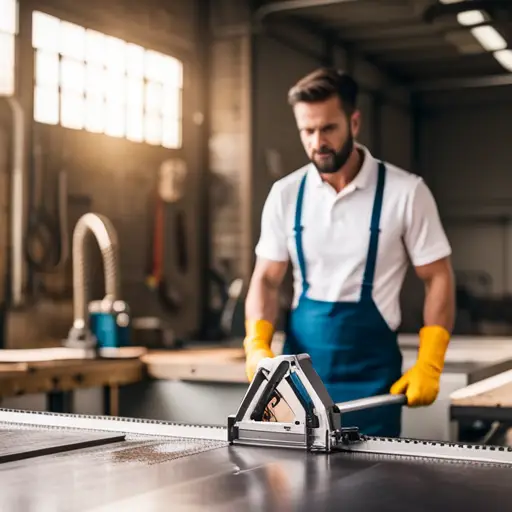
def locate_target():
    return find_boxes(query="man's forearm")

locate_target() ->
[245,276,281,325]
[423,269,455,332]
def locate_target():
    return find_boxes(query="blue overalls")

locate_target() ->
[283,162,403,437]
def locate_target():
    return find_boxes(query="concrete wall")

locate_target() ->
[405,85,512,333]
[2,0,205,347]
[421,85,512,295]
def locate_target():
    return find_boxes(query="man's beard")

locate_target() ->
[311,134,354,174]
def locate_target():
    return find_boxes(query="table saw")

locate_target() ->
[1,354,512,512]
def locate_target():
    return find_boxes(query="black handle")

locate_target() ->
[250,360,289,421]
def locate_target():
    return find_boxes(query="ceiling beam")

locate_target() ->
[253,0,359,24]
[412,74,512,92]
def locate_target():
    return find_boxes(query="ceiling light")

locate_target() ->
[457,10,487,26]
[494,49,512,72]
[470,26,507,51]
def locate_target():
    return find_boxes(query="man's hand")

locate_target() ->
[391,325,450,406]
[243,319,275,381]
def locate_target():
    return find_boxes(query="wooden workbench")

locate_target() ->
[142,348,247,383]
[450,369,512,424]
[0,355,145,416]
[141,333,512,386]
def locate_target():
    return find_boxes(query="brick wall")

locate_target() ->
[3,0,203,347]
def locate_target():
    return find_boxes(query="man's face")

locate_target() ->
[293,95,360,174]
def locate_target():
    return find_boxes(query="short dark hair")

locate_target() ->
[287,67,359,115]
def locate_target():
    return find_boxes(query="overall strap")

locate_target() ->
[294,172,309,296]
[361,161,386,301]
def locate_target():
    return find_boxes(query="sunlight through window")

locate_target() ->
[0,0,17,96]
[32,10,183,148]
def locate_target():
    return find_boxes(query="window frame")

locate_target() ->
[31,9,185,150]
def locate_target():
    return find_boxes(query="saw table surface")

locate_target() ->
[0,426,125,463]
[0,418,511,511]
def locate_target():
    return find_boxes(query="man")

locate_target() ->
[243,67,455,437]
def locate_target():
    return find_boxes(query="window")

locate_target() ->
[0,0,18,96]
[31,11,183,148]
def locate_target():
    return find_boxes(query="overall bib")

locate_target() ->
[283,162,403,437]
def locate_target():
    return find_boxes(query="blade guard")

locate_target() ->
[227,354,357,452]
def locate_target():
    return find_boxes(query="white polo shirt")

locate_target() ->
[255,144,452,330]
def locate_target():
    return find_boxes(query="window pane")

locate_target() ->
[32,11,60,52]
[85,63,105,97]
[105,101,125,137]
[127,78,143,108]
[0,0,17,35]
[34,85,59,125]
[162,118,181,149]
[0,32,15,95]
[35,50,59,87]
[61,91,84,130]
[85,94,105,133]
[60,21,85,60]
[104,36,125,75]
[126,43,144,78]
[162,85,181,119]
[61,58,85,93]
[144,114,161,145]
[145,81,163,113]
[105,70,125,104]
[85,29,104,64]
[145,50,166,82]
[162,56,183,88]
[126,106,143,142]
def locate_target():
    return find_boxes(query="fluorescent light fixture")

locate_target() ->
[494,49,512,72]
[470,26,507,51]
[457,10,486,26]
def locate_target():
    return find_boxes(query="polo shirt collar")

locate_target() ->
[308,143,376,189]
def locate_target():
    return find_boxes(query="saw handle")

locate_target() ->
[336,393,407,414]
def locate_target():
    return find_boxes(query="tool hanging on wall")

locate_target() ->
[145,158,189,312]
[25,134,69,284]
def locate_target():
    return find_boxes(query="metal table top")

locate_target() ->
[1,430,511,512]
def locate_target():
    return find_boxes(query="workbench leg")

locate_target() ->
[47,391,73,413]
[103,385,119,416]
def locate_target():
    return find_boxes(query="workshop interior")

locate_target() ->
[1,0,512,509]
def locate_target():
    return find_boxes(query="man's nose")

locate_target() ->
[311,131,324,150]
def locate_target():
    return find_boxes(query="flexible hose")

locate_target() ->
[71,213,120,330]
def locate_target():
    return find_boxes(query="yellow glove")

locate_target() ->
[390,325,450,407]
[243,319,275,381]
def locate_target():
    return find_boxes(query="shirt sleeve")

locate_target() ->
[403,178,452,267]
[254,183,289,262]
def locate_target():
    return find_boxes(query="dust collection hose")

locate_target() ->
[65,213,120,348]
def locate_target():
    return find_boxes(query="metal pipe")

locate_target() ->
[7,97,25,307]
[66,213,120,347]
[254,0,359,24]
[336,393,407,414]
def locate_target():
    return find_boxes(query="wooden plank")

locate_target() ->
[0,363,28,377]
[0,359,144,398]
[450,369,512,408]
[0,346,147,363]
[0,428,125,464]
[142,349,247,383]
